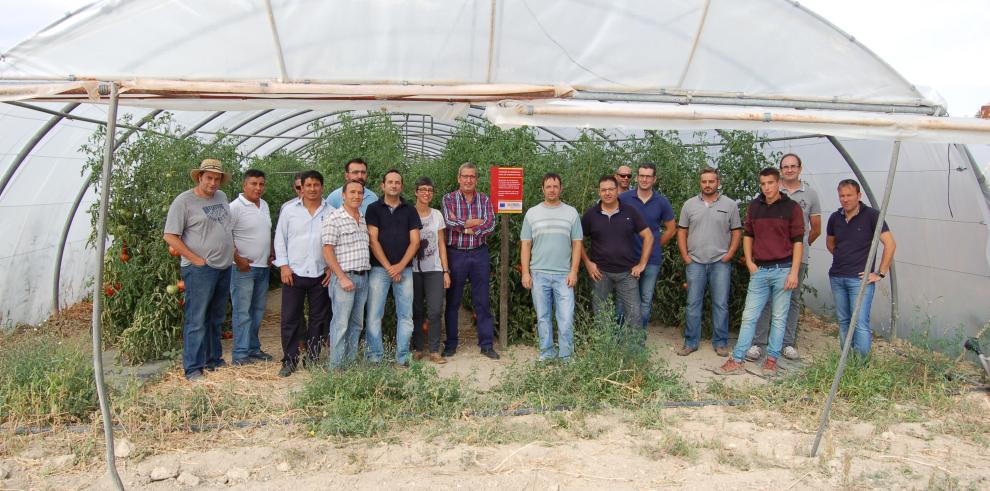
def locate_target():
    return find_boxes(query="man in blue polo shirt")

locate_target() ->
[365,169,422,366]
[619,163,676,328]
[325,158,378,214]
[826,179,896,357]
[582,175,653,338]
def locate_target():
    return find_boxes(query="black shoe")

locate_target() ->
[278,364,295,377]
[206,359,227,371]
[232,358,258,366]
[442,347,457,358]
[481,348,500,360]
[249,351,274,361]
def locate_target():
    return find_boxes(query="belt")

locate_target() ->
[344,270,368,276]
[756,262,791,269]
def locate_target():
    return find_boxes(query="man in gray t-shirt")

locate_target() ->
[676,168,742,357]
[750,153,822,361]
[163,159,235,381]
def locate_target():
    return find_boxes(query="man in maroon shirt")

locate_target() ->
[716,167,803,377]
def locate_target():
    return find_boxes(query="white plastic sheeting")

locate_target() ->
[3,0,928,108]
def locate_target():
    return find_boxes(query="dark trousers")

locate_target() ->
[445,246,495,350]
[280,274,330,367]
[412,271,445,353]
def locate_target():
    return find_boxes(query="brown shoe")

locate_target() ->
[761,356,779,377]
[715,346,730,357]
[429,353,447,365]
[413,351,427,361]
[676,345,698,356]
[714,358,745,375]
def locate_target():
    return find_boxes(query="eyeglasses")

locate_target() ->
[616,173,632,178]
[459,174,478,180]
[417,187,434,193]
[294,185,301,190]
[599,187,617,193]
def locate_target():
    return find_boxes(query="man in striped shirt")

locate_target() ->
[441,162,500,359]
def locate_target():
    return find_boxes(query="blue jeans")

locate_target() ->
[731,266,793,362]
[531,271,576,360]
[365,266,415,364]
[615,263,660,327]
[180,264,230,377]
[445,247,495,351]
[328,272,369,369]
[230,266,269,361]
[830,276,875,357]
[683,260,731,349]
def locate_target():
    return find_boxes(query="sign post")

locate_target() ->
[490,167,523,349]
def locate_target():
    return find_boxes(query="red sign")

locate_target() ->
[489,166,524,214]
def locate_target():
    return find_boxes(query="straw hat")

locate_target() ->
[189,158,230,185]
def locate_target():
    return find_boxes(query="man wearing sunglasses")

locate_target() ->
[614,165,633,194]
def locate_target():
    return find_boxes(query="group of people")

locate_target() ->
[163,153,895,382]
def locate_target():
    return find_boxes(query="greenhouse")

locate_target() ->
[1,0,990,488]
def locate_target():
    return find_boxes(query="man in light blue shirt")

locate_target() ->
[324,158,378,215]
[520,173,583,361]
[273,170,332,377]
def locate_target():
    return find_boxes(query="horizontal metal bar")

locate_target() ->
[573,90,939,115]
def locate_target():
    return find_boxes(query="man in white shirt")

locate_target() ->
[273,170,332,377]
[229,169,274,366]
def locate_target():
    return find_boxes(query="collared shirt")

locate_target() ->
[619,189,675,265]
[826,202,890,277]
[365,196,422,267]
[442,190,496,250]
[279,196,300,212]
[273,199,330,278]
[581,201,648,273]
[743,193,804,266]
[780,181,821,264]
[678,193,742,264]
[324,186,378,215]
[229,193,272,267]
[322,206,371,273]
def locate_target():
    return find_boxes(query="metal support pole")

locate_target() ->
[90,82,124,490]
[810,140,901,457]
[826,136,899,340]
[498,214,510,348]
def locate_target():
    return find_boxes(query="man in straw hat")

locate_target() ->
[164,158,235,382]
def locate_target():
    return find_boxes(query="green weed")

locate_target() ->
[0,332,96,426]
[295,362,466,438]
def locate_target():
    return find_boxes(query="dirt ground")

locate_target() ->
[3,290,989,490]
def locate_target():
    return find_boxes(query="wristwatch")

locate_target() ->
[878,271,887,278]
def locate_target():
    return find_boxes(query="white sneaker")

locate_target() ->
[745,345,762,361]
[782,346,800,360]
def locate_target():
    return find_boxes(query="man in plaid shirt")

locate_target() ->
[322,180,372,369]
[441,162,500,359]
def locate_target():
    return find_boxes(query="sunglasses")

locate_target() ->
[294,185,301,190]
[616,173,632,178]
